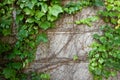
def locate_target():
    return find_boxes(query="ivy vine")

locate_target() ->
[89,0,120,80]
[0,0,91,80]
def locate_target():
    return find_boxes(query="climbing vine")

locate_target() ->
[89,0,120,80]
[0,0,120,80]
[0,0,91,80]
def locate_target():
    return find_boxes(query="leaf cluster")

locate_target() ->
[89,25,120,79]
[75,16,99,27]
[1,0,120,80]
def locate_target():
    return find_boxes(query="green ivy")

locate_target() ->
[1,0,120,80]
[89,25,120,79]
[75,16,99,27]
[89,0,120,79]
[64,1,91,14]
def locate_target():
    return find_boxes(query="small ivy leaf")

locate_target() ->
[75,20,81,24]
[26,2,34,9]
[23,8,31,15]
[94,0,104,6]
[29,41,35,48]
[100,26,106,30]
[111,18,117,24]
[95,68,102,75]
[40,21,51,30]
[105,32,113,38]
[18,29,29,39]
[21,0,27,3]
[91,62,97,67]
[73,55,78,61]
[23,59,29,68]
[90,42,100,48]
[20,3,25,9]
[23,8,34,15]
[11,62,22,70]
[48,5,63,17]
[90,16,99,22]
[98,58,104,64]
[31,0,37,5]
[75,16,98,27]
[93,34,100,39]
[26,18,35,23]
[94,54,100,58]
[111,71,117,77]
[99,37,106,44]
[35,10,44,20]
[107,4,113,11]
[36,33,48,44]
[40,3,48,13]
[47,14,57,21]
[16,14,24,23]
[98,46,106,52]
[2,29,11,36]
[40,73,50,79]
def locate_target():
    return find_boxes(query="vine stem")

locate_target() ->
[12,3,17,37]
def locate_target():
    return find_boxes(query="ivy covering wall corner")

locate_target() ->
[0,0,120,80]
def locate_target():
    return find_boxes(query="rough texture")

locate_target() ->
[27,5,120,80]
[26,7,102,80]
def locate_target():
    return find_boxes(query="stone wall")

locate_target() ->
[27,2,120,80]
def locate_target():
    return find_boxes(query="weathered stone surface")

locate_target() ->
[26,6,104,80]
[27,4,120,80]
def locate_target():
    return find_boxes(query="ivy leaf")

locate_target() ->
[26,18,35,23]
[48,5,63,17]
[21,0,27,3]
[2,68,16,79]
[73,55,78,61]
[36,33,48,44]
[18,29,28,39]
[26,2,34,9]
[2,29,11,36]
[99,37,106,44]
[47,14,57,21]
[93,34,100,39]
[35,10,44,20]
[31,0,37,5]
[95,54,100,58]
[23,8,34,16]
[94,0,104,6]
[105,32,113,38]
[16,14,24,23]
[40,21,51,30]
[40,73,50,79]
[40,3,48,13]
[91,62,97,66]
[111,71,117,77]
[98,58,104,64]
[20,3,25,9]
[8,62,22,70]
[29,41,35,48]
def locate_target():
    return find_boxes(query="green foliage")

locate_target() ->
[0,1,12,36]
[88,1,120,79]
[64,1,91,14]
[75,16,99,26]
[2,68,16,79]
[89,25,120,79]
[73,55,79,61]
[92,0,104,6]
[98,0,120,25]
[1,0,120,80]
[0,41,11,54]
